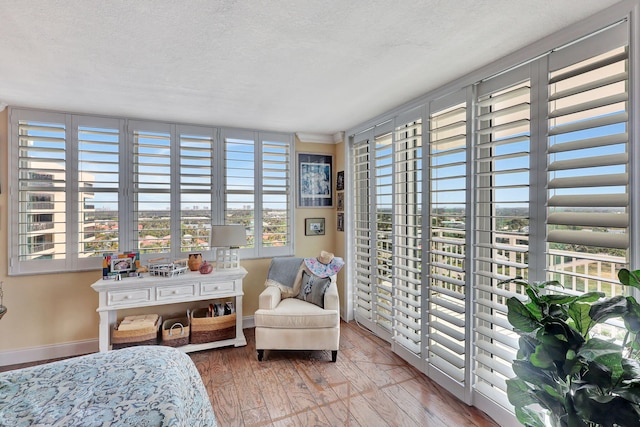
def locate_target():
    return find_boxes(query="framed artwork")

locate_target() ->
[305,217,326,236]
[337,192,344,211]
[336,171,344,191]
[297,153,333,208]
[337,213,344,232]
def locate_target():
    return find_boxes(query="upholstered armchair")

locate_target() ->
[254,254,342,362]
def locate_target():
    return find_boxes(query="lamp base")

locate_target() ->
[215,248,240,270]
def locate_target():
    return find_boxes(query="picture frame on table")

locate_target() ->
[297,152,333,208]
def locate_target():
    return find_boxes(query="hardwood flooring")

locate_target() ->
[191,321,500,427]
[0,320,500,426]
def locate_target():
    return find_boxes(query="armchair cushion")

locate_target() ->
[296,271,331,308]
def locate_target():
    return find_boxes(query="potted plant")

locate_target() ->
[504,268,640,427]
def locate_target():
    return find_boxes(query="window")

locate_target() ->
[9,112,294,275]
[347,14,633,426]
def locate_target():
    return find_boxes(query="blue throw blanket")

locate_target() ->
[268,257,303,289]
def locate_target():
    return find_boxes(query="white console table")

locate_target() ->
[91,267,247,352]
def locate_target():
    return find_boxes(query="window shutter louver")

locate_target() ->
[546,27,629,294]
[428,98,468,392]
[224,132,255,248]
[77,118,121,259]
[132,124,172,254]
[474,72,531,406]
[261,135,291,252]
[392,116,423,359]
[16,114,68,266]
[178,127,215,253]
[353,136,374,325]
[374,131,394,333]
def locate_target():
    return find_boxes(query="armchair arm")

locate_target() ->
[259,286,282,310]
[323,278,339,311]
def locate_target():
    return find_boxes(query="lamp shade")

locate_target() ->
[210,225,247,248]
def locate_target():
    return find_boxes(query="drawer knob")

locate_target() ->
[124,295,131,300]
[172,290,178,294]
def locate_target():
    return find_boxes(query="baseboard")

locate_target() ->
[0,339,100,367]
[243,315,255,329]
[0,316,257,367]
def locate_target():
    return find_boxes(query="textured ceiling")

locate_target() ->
[0,0,622,136]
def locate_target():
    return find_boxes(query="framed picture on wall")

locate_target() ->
[297,153,333,208]
[337,213,344,232]
[305,218,326,236]
[336,171,344,191]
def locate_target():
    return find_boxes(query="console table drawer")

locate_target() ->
[201,281,235,296]
[157,283,197,300]
[107,288,152,306]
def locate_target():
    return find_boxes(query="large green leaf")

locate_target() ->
[515,406,547,427]
[506,377,539,408]
[530,343,556,369]
[621,358,640,380]
[573,385,640,427]
[507,296,540,332]
[618,268,640,291]
[614,382,640,405]
[517,335,539,359]
[624,296,640,334]
[579,338,623,382]
[581,360,612,389]
[512,359,558,390]
[567,302,592,337]
[589,295,628,324]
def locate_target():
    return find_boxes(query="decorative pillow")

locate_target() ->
[296,271,331,308]
[264,257,304,298]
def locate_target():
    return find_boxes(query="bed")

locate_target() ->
[0,346,217,426]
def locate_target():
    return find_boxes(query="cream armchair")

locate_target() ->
[254,259,340,362]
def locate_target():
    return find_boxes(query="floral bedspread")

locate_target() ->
[0,346,217,426]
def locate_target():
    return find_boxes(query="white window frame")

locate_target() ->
[8,110,294,275]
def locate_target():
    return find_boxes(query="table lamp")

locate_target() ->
[211,225,247,270]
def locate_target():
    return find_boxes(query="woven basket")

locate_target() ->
[190,308,236,344]
[161,316,190,347]
[112,315,161,349]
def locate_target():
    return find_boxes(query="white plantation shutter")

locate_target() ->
[178,126,215,254]
[76,117,122,263]
[473,67,531,408]
[261,133,292,254]
[131,122,173,254]
[427,93,469,399]
[353,133,374,327]
[223,130,255,249]
[546,23,629,294]
[12,111,69,273]
[374,129,394,333]
[392,111,423,364]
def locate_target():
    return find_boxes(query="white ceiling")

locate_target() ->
[0,0,623,136]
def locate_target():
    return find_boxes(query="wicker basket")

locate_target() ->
[161,316,190,347]
[190,308,236,344]
[112,315,161,349]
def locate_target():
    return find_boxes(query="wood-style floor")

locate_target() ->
[1,321,500,426]
[191,321,500,427]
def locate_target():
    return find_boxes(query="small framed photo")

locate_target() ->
[110,256,134,274]
[337,192,344,212]
[337,213,344,232]
[305,218,326,236]
[336,171,345,191]
[298,152,333,208]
